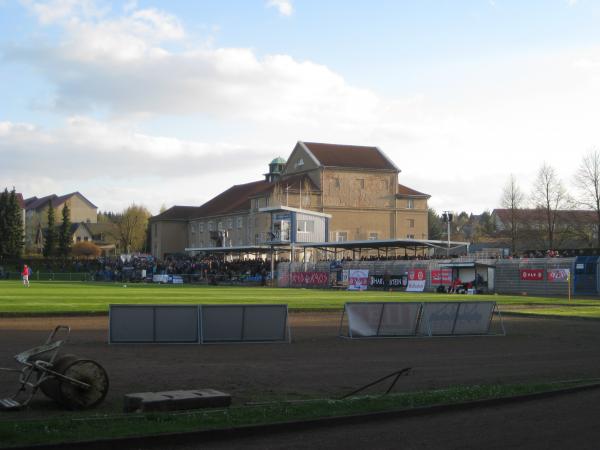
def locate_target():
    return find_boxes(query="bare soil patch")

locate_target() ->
[1,312,599,419]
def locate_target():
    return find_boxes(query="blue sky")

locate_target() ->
[1,0,600,213]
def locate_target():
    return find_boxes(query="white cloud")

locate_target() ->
[266,0,293,16]
[5,1,600,215]
[0,117,275,213]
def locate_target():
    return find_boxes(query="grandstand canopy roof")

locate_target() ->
[439,261,495,268]
[295,238,469,251]
[185,238,469,256]
[184,245,272,254]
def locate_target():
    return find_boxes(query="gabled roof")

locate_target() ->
[396,183,430,198]
[151,206,199,221]
[192,180,273,218]
[152,180,274,222]
[25,192,97,211]
[24,196,38,207]
[301,142,398,171]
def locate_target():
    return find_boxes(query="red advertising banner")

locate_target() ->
[408,269,426,281]
[291,272,329,286]
[431,269,452,285]
[520,269,544,281]
[547,269,570,282]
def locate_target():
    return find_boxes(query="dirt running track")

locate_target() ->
[1,313,600,420]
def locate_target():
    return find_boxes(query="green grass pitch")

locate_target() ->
[0,281,599,317]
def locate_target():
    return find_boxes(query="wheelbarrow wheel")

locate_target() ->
[40,354,109,410]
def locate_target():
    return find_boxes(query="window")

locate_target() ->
[84,237,89,241]
[368,232,378,241]
[199,222,204,233]
[407,234,415,239]
[335,178,341,188]
[208,221,214,231]
[356,178,365,189]
[76,237,81,242]
[191,223,196,234]
[237,217,243,229]
[227,218,233,229]
[297,220,315,233]
[336,231,348,242]
[217,221,223,231]
[407,219,415,228]
[407,199,414,209]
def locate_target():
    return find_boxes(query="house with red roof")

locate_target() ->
[150,141,430,258]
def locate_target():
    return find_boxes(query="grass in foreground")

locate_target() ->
[0,380,594,448]
[0,281,600,318]
[0,281,598,318]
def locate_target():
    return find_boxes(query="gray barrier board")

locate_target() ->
[453,302,495,335]
[418,302,460,336]
[110,305,199,343]
[110,304,290,344]
[200,305,289,343]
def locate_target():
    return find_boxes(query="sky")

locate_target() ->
[1,0,600,215]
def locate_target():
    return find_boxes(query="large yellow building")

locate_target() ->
[150,142,430,258]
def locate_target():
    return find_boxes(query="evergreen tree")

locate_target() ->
[58,202,72,257]
[43,202,57,257]
[428,208,444,240]
[0,189,8,258]
[6,189,24,258]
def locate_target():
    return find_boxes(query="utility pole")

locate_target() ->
[442,211,453,256]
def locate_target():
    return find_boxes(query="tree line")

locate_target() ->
[428,149,600,254]
[0,188,24,260]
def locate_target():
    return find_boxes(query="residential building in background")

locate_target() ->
[23,192,98,254]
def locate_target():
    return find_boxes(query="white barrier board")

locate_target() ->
[345,302,422,337]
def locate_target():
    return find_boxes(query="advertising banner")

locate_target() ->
[291,272,329,286]
[431,269,452,285]
[547,268,570,282]
[406,280,426,292]
[348,269,369,291]
[408,268,427,281]
[520,269,544,281]
[369,275,403,288]
[153,274,169,283]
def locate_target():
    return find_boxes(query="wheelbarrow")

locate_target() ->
[0,326,109,410]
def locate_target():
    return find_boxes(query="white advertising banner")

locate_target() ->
[547,268,570,282]
[406,280,426,292]
[348,269,369,291]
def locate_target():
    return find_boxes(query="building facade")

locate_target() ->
[24,192,97,253]
[150,142,430,258]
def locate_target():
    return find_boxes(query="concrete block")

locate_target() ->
[124,389,231,413]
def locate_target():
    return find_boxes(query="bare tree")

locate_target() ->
[500,174,525,254]
[575,148,600,247]
[531,162,571,250]
[117,204,151,253]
